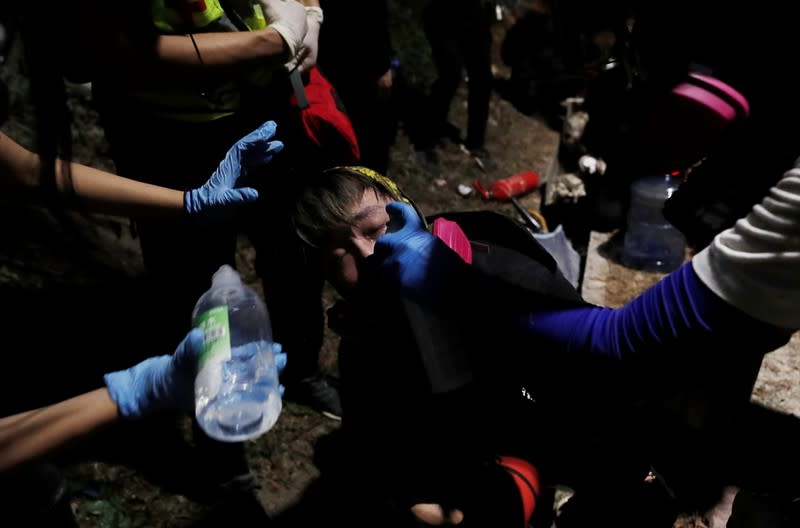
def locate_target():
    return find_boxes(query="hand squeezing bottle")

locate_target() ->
[193,265,282,442]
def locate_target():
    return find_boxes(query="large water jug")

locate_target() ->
[622,173,687,272]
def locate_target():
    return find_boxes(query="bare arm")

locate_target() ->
[0,389,118,473]
[154,28,291,70]
[0,131,185,217]
[53,160,184,217]
[2,120,279,220]
[0,328,208,474]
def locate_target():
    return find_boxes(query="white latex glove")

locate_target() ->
[296,6,322,72]
[260,0,308,58]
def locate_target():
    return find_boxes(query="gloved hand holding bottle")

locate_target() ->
[184,120,283,222]
[103,329,288,420]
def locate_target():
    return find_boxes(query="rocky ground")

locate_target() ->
[2,2,798,527]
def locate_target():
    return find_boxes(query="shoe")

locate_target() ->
[415,148,440,177]
[460,144,494,172]
[286,373,343,421]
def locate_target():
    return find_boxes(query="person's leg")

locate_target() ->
[420,2,464,151]
[246,190,337,419]
[354,86,396,176]
[100,112,257,493]
[329,76,395,175]
[460,2,494,154]
[258,235,325,383]
[103,114,241,344]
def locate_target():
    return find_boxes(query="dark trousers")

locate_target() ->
[332,80,396,175]
[421,0,494,151]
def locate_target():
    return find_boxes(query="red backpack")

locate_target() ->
[287,66,361,168]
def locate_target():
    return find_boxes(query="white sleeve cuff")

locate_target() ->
[305,6,323,24]
[692,167,800,329]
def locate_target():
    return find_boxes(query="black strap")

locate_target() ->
[217,0,250,31]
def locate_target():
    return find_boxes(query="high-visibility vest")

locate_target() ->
[126,0,269,122]
[151,0,266,33]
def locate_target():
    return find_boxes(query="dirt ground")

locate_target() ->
[2,2,799,527]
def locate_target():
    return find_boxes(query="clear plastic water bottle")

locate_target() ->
[622,173,687,272]
[192,265,282,442]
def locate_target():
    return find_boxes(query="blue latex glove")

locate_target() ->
[184,120,284,221]
[231,341,288,396]
[371,201,470,307]
[105,331,288,419]
[273,342,288,397]
[104,328,204,419]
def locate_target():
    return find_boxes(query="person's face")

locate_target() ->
[323,190,392,297]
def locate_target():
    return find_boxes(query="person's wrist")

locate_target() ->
[269,23,301,57]
[253,27,293,65]
[103,355,172,419]
[184,189,200,216]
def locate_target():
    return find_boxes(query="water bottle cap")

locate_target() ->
[632,173,681,204]
[211,264,242,287]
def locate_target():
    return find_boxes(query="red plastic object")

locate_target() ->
[497,455,541,525]
[431,217,472,264]
[473,171,540,202]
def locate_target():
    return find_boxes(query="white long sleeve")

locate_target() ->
[692,159,800,329]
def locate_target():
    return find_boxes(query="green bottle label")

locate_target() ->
[195,306,231,371]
